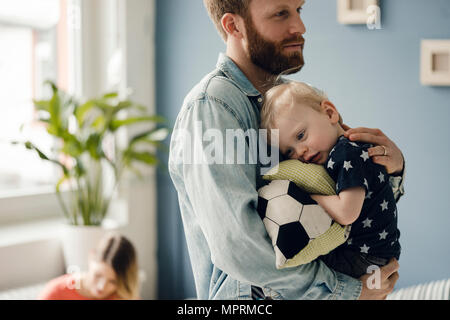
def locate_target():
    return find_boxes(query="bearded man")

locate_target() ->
[168,0,405,300]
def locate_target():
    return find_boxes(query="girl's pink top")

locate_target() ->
[37,274,118,300]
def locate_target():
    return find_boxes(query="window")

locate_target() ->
[0,0,80,198]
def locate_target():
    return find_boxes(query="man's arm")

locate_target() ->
[311,187,365,226]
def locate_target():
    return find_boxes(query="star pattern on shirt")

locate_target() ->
[379,230,388,240]
[360,244,370,254]
[343,161,353,171]
[363,178,369,190]
[362,217,372,228]
[328,158,335,170]
[325,137,400,258]
[360,150,370,162]
[380,200,389,212]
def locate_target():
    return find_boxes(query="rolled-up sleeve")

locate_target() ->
[389,164,406,203]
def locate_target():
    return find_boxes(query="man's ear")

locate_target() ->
[320,100,341,124]
[221,13,245,40]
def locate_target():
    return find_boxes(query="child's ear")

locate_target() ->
[320,100,340,124]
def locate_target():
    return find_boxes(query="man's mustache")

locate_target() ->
[280,35,305,46]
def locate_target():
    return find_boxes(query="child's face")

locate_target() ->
[274,100,342,164]
[86,260,118,299]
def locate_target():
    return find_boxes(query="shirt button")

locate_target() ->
[257,97,263,103]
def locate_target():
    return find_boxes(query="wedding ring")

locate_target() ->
[381,145,387,156]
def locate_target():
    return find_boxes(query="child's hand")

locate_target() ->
[343,126,404,175]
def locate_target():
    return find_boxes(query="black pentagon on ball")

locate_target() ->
[276,221,310,259]
[287,182,317,205]
[256,196,268,220]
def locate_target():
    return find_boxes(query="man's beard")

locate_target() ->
[244,16,305,76]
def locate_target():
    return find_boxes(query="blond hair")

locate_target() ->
[95,232,139,300]
[203,0,251,41]
[261,81,342,141]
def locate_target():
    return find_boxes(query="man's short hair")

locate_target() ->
[203,0,251,41]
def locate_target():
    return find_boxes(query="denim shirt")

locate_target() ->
[168,53,404,300]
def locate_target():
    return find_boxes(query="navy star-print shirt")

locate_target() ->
[326,136,401,260]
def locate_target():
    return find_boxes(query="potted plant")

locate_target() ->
[14,81,168,270]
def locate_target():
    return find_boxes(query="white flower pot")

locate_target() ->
[60,219,119,272]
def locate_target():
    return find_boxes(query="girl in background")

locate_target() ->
[38,233,139,300]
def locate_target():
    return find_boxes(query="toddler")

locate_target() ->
[260,81,401,278]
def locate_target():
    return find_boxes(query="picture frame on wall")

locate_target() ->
[421,40,450,86]
[337,0,379,25]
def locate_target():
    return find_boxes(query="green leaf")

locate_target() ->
[49,89,62,131]
[56,175,68,193]
[23,141,69,175]
[103,92,119,99]
[116,100,133,110]
[25,141,50,160]
[44,80,58,94]
[74,159,86,177]
[75,100,95,126]
[33,99,50,112]
[124,150,159,166]
[129,128,170,149]
[109,116,166,131]
[85,133,104,160]
[91,115,106,130]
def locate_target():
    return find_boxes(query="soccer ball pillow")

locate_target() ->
[257,160,351,269]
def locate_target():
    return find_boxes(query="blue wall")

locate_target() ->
[156,0,450,298]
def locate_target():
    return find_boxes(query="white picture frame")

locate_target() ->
[421,40,450,86]
[337,0,379,25]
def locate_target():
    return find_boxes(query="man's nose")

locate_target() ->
[290,15,306,35]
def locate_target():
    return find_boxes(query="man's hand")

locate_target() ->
[358,258,399,300]
[342,125,404,175]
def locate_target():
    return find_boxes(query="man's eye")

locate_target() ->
[297,7,303,14]
[276,10,288,17]
[297,131,305,140]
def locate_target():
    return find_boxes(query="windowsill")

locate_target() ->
[0,185,55,200]
[0,195,128,249]
[0,217,65,248]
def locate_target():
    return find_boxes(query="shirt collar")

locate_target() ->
[216,53,261,97]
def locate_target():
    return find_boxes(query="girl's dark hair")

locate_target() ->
[95,233,139,299]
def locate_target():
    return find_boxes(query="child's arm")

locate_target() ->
[310,186,365,225]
